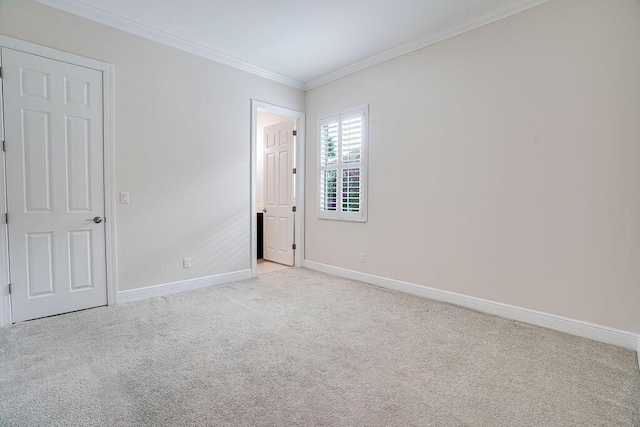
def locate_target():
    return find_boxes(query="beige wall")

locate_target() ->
[305,0,640,333]
[0,0,304,291]
[256,112,291,212]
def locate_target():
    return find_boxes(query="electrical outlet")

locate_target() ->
[183,257,191,268]
[359,253,365,263]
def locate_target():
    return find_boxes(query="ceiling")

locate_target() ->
[35,0,549,89]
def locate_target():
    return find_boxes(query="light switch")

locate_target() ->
[120,192,130,204]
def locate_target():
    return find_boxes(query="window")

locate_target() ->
[318,105,368,222]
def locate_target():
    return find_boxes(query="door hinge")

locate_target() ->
[292,206,296,212]
[292,130,297,136]
[2,141,5,152]
[292,168,296,174]
[0,67,3,79]
[292,243,297,250]
[7,283,10,295]
[3,213,7,224]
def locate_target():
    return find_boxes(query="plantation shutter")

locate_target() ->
[318,105,368,222]
[319,115,339,215]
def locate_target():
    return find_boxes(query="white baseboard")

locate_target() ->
[117,269,253,304]
[304,260,640,352]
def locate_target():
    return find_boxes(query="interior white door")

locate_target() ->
[2,47,107,322]
[263,120,295,266]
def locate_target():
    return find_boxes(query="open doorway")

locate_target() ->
[251,101,305,277]
[258,112,294,273]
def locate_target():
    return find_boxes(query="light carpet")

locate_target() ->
[0,268,638,426]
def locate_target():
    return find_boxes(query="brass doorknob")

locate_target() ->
[86,216,103,224]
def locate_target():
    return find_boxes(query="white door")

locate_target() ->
[2,47,107,322]
[263,120,295,266]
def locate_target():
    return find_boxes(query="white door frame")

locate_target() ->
[250,100,305,276]
[0,35,117,327]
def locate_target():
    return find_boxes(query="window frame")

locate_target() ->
[317,104,368,222]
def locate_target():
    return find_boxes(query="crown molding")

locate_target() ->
[35,0,550,92]
[33,0,306,90]
[304,0,551,90]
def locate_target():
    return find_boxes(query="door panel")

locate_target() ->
[26,232,55,297]
[66,116,92,212]
[266,152,276,206]
[22,109,52,212]
[68,230,94,291]
[278,151,288,206]
[2,47,107,322]
[21,67,50,100]
[263,120,294,266]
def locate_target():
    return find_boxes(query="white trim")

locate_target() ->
[304,261,640,352]
[102,65,118,306]
[0,35,114,72]
[250,101,305,277]
[304,0,551,90]
[0,35,117,326]
[32,0,305,90]
[117,269,252,304]
[0,45,9,328]
[637,337,640,369]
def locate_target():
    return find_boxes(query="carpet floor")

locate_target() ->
[0,268,638,426]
